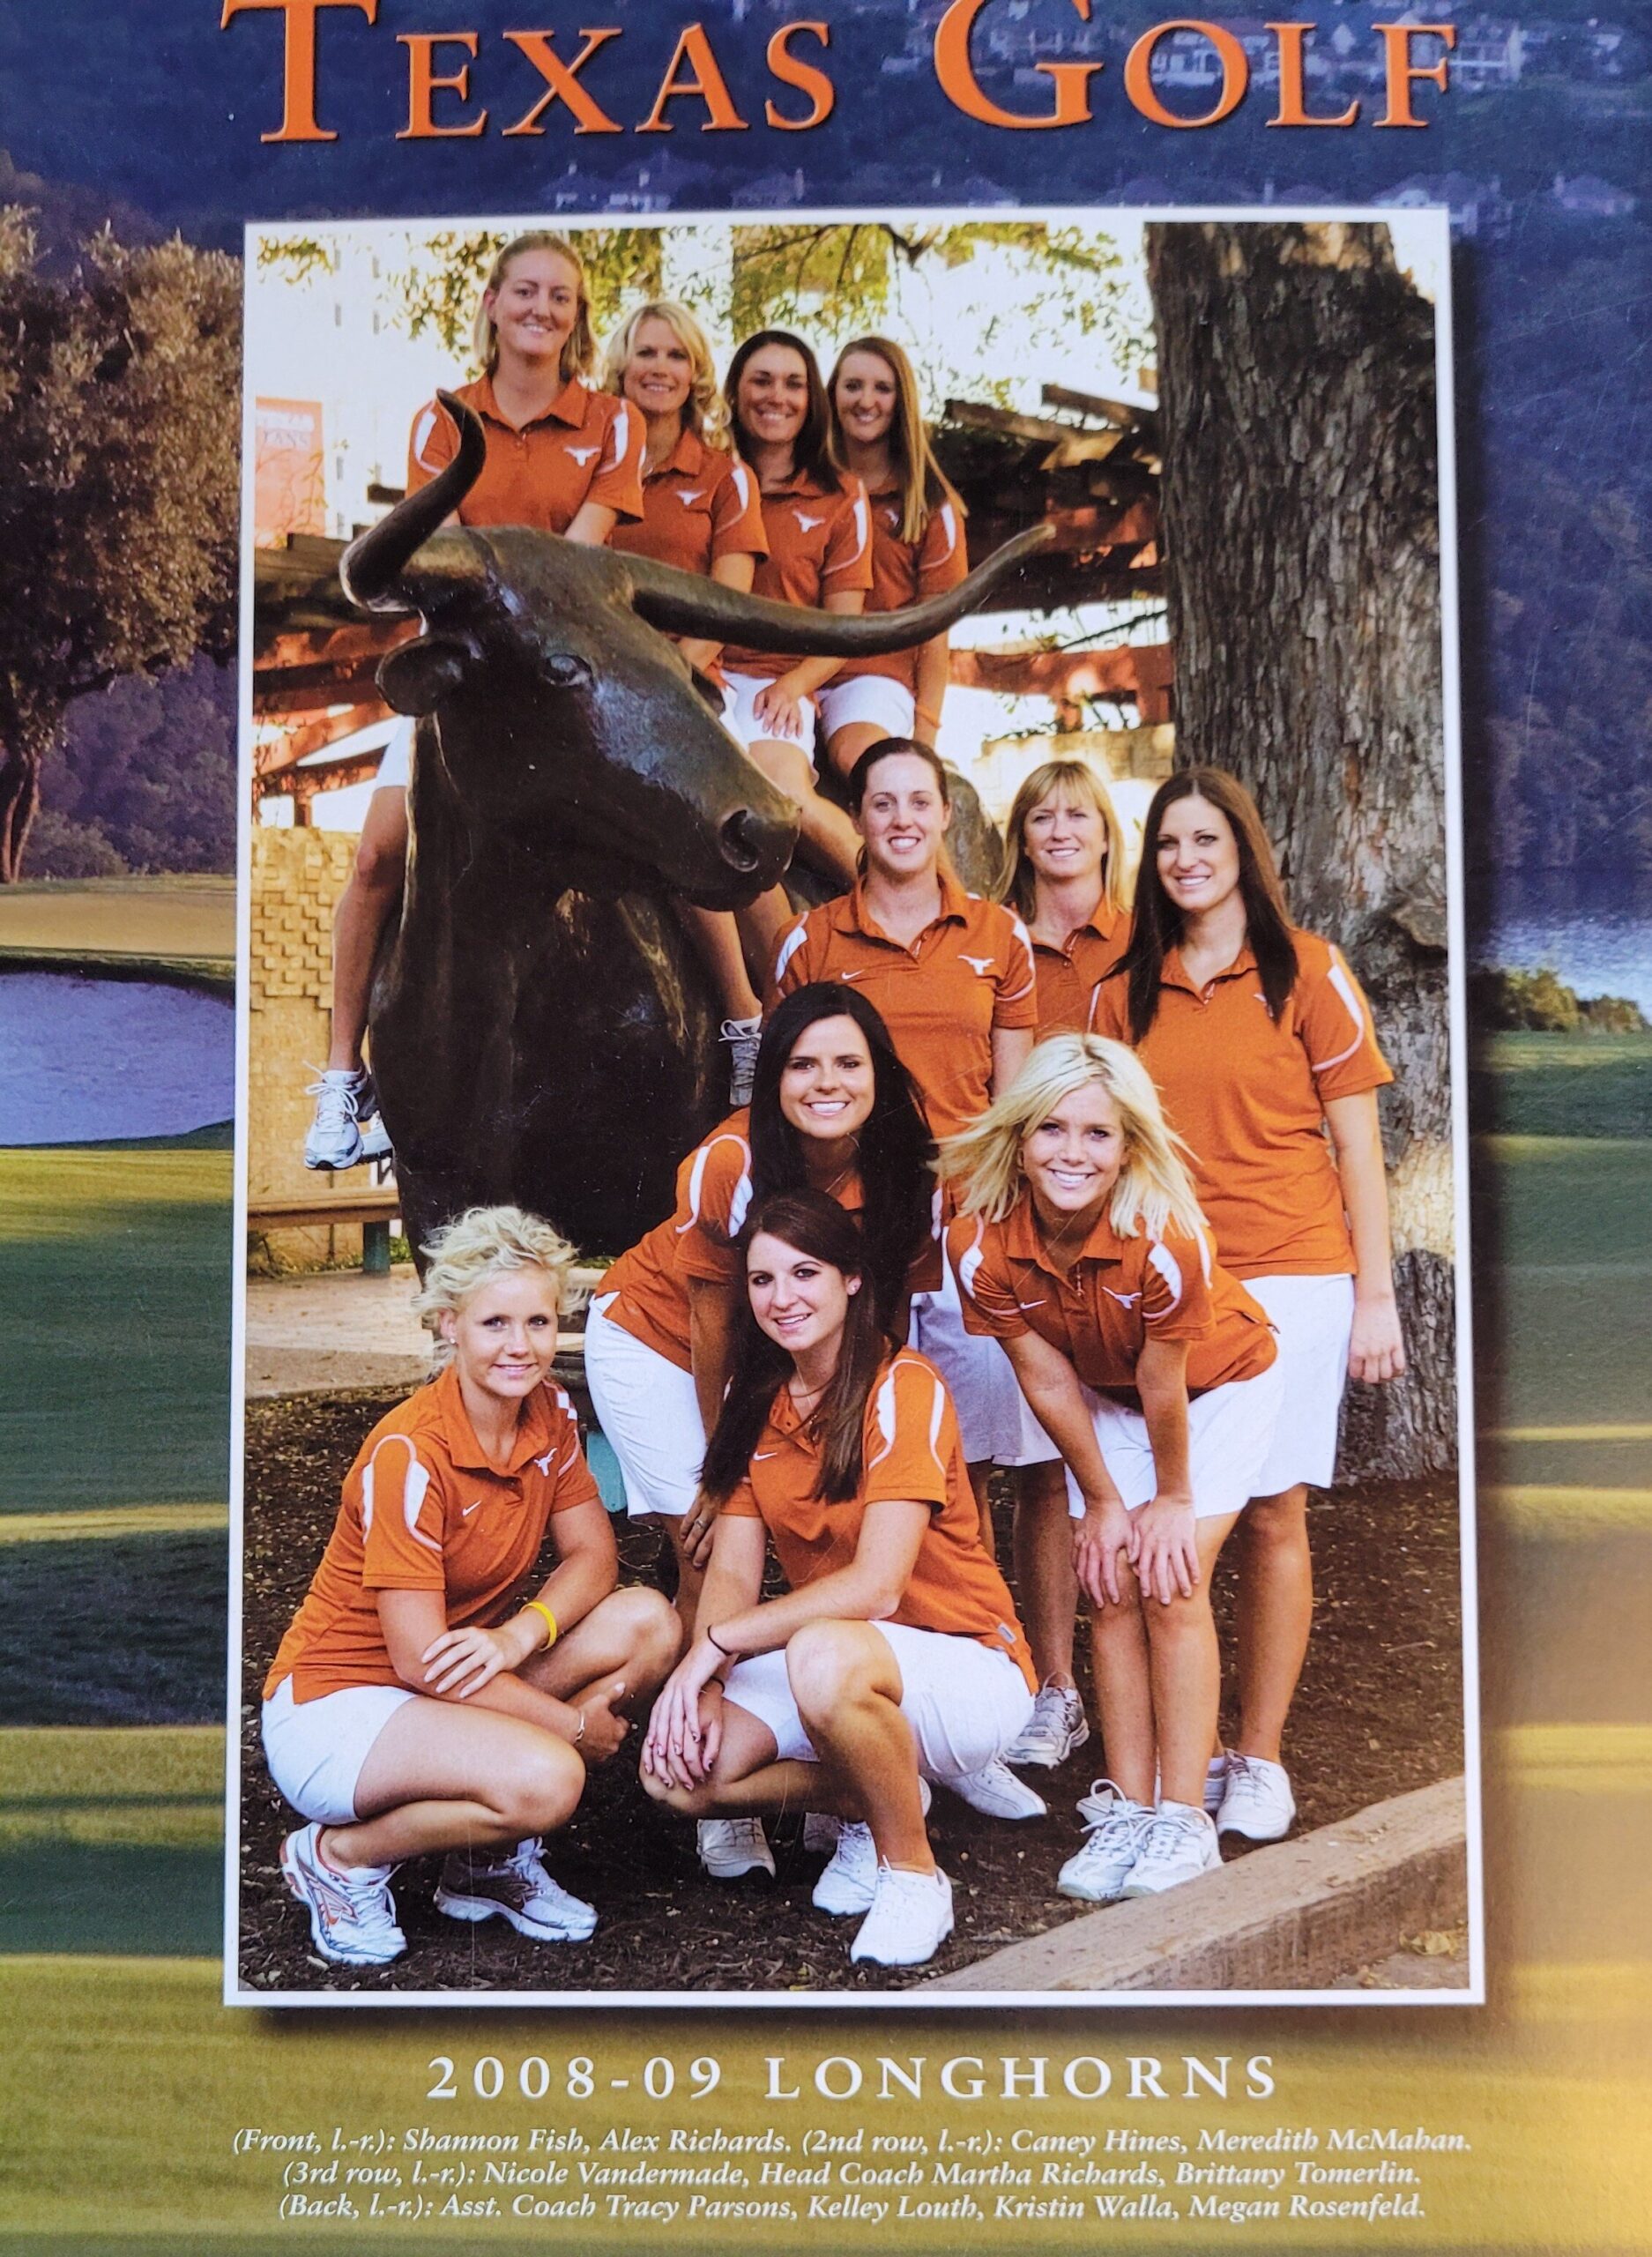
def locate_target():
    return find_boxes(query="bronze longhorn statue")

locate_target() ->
[340,393,1052,1257]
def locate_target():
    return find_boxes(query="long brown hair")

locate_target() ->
[1120,767,1299,1040]
[699,1192,894,1506]
[826,335,964,546]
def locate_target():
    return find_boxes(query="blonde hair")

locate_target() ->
[413,1205,586,1370]
[601,299,731,450]
[998,758,1129,925]
[935,1035,1206,1241]
[827,335,964,547]
[472,232,595,384]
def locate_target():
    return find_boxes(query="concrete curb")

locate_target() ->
[916,1776,1470,1993]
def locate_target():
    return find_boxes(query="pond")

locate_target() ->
[0,972,234,1146]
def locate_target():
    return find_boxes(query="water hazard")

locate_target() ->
[0,972,234,1145]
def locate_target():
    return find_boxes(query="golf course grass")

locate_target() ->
[0,875,234,990]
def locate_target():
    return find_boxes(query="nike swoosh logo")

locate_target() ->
[753,1450,779,1461]
[837,970,867,982]
[462,1501,483,1516]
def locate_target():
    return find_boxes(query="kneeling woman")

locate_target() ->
[641,1192,1035,1968]
[261,1206,681,1969]
[940,1039,1282,1903]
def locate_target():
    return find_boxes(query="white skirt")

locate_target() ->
[584,1298,705,1520]
[1245,1272,1357,1493]
[1061,1358,1286,1523]
[816,675,916,741]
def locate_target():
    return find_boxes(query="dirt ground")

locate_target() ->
[238,1389,1463,1997]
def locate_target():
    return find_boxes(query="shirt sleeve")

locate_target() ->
[1087,970,1129,1040]
[406,397,456,496]
[1141,1227,1217,1344]
[672,1128,754,1288]
[993,907,1040,1030]
[949,1218,1029,1343]
[357,1432,448,1592]
[768,911,817,1005]
[542,1394,603,1516]
[821,479,874,590]
[588,396,646,523]
[1295,941,1395,1101]
[861,1355,953,1510]
[711,456,769,563]
[916,499,969,599]
[720,1475,762,1521]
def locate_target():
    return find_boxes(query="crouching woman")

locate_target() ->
[640,1190,1035,1969]
[939,1039,1283,1905]
[261,1205,681,1969]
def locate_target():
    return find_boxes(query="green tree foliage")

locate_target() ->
[29,658,235,877]
[388,227,664,365]
[0,212,239,878]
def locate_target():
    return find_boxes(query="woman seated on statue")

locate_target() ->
[716,328,872,945]
[261,1205,680,1970]
[1090,767,1404,1847]
[641,1190,1036,1970]
[584,984,935,1884]
[600,298,772,1103]
[302,230,645,1173]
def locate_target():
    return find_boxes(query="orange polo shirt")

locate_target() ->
[406,373,644,532]
[718,466,874,684]
[722,1349,1036,1688]
[609,426,768,580]
[770,870,1038,1142]
[1030,902,1130,1037]
[838,486,969,691]
[264,1366,601,1704]
[1089,929,1394,1277]
[949,1196,1276,1406]
[599,1110,939,1370]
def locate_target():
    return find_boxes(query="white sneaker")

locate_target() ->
[1005,1680,1090,1769]
[1217,1753,1297,1841]
[1204,1750,1231,1816]
[1057,1781,1153,1903]
[280,1823,405,1966]
[434,1836,597,1942]
[302,1067,377,1172]
[849,1863,955,1967]
[720,1016,763,1107]
[942,1755,1046,1821]
[697,1816,775,1879]
[1120,1801,1223,1896]
[809,1784,931,1915]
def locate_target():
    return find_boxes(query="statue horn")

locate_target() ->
[341,392,488,613]
[621,519,1055,655]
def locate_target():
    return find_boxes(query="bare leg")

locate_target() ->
[1088,1564,1157,1807]
[735,884,801,995]
[325,1697,584,1869]
[671,901,762,1023]
[1232,1485,1312,1763]
[640,1701,821,1821]
[747,736,860,889]
[327,787,408,1072]
[824,719,889,786]
[1014,1459,1078,1686]
[520,1584,681,1720]
[787,1620,933,1872]
[1142,1513,1241,1808]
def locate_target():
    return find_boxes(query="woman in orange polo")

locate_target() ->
[260,1205,680,1970]
[822,336,969,778]
[993,757,1134,1772]
[304,231,644,1173]
[718,329,871,920]
[941,1036,1282,1906]
[640,1190,1035,1970]
[600,297,773,1102]
[1090,766,1404,1847]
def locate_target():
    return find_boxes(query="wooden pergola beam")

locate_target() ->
[255,702,389,776]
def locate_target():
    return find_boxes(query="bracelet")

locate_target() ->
[704,1624,735,1659]
[572,1708,586,1747]
[525,1600,558,1652]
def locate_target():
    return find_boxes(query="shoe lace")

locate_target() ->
[504,1836,546,1879]
[1139,1804,1208,1859]
[1077,1776,1142,1829]
[718,1018,762,1047]
[304,1067,363,1131]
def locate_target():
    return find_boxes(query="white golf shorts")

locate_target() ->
[1061,1356,1286,1524]
[1245,1271,1358,1493]
[816,675,916,742]
[261,1673,415,1828]
[584,1297,705,1520]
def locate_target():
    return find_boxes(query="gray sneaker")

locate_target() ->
[1006,1680,1090,1769]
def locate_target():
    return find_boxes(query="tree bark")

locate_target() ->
[1145,221,1454,1479]
[0,712,53,882]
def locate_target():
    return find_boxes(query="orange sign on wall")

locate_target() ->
[254,397,326,547]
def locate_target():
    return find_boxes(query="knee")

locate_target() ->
[1243,1490,1309,1554]
[1143,1587,1213,1642]
[638,1762,710,1819]
[500,1736,584,1836]
[352,830,404,896]
[609,1584,683,1684]
[785,1620,880,1723]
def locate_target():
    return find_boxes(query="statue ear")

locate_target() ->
[378,635,475,715]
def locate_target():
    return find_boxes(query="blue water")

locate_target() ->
[0,972,234,1145]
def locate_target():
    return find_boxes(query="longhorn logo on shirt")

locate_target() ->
[677,489,703,507]
[565,445,599,466]
[793,509,825,532]
[532,1449,557,1475]
[959,955,996,978]
[1103,1289,1142,1307]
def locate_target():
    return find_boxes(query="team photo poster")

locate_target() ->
[0,2,1647,2251]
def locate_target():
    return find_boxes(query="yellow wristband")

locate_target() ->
[525,1600,558,1652]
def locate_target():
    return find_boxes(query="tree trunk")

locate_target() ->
[0,738,41,882]
[1145,221,1454,1479]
